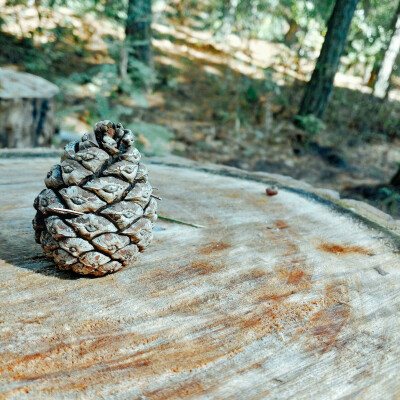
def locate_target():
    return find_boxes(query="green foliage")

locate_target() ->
[377,186,400,215]
[323,87,400,138]
[245,84,259,103]
[131,122,174,156]
[5,0,129,22]
[58,63,143,119]
[189,0,399,83]
[343,0,397,75]
[0,22,88,77]
[295,114,326,135]
[106,37,157,90]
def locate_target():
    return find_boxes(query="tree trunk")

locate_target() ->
[297,0,358,120]
[366,63,377,87]
[176,0,185,24]
[367,1,400,88]
[125,0,152,65]
[373,2,400,99]
[0,69,59,148]
[390,168,400,186]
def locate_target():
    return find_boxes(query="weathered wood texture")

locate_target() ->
[1,153,400,399]
[0,69,59,148]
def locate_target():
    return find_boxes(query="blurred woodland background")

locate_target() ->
[1,0,400,215]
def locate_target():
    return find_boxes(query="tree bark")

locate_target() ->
[373,1,400,99]
[297,0,359,120]
[125,0,152,65]
[368,1,400,89]
[390,168,400,187]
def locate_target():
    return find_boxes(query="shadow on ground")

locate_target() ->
[0,230,82,280]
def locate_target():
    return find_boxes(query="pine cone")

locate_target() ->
[32,120,157,276]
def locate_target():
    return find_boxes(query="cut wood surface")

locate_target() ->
[0,153,400,399]
[0,69,59,148]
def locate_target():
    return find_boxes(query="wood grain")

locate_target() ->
[0,155,400,399]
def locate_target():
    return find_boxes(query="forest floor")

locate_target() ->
[1,7,400,216]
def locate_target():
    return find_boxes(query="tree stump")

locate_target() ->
[0,152,400,399]
[0,68,59,148]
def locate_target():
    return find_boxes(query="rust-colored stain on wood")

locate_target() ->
[144,380,206,399]
[302,283,351,354]
[0,159,399,399]
[286,268,311,285]
[198,241,231,255]
[310,303,350,351]
[188,261,220,275]
[274,219,290,229]
[230,268,267,285]
[318,242,371,255]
